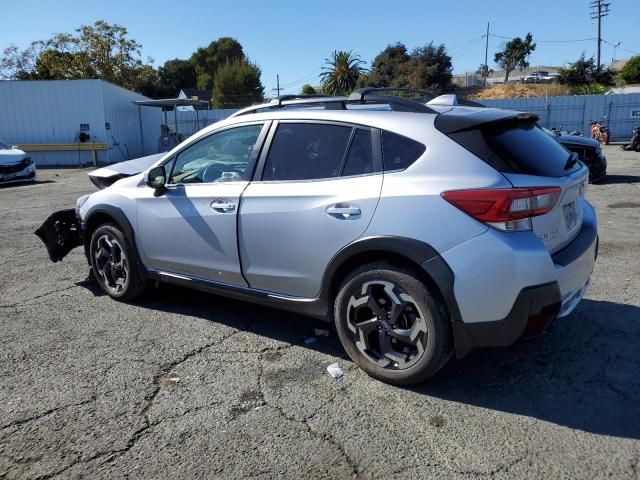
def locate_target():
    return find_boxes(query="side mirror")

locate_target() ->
[145,165,167,189]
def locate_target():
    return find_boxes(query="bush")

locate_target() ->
[572,83,609,95]
[301,84,316,94]
[558,54,614,87]
[620,56,640,84]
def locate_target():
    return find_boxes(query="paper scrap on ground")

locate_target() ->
[327,363,344,380]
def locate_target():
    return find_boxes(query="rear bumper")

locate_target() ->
[444,200,598,357]
[452,282,561,353]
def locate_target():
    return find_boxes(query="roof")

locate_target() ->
[133,98,209,109]
[179,89,212,103]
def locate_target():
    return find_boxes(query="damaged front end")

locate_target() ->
[34,209,83,262]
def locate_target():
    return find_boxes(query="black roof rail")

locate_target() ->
[275,93,336,104]
[348,87,436,102]
[229,95,348,118]
[348,88,438,113]
[229,87,439,118]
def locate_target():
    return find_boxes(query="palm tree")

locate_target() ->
[320,50,366,95]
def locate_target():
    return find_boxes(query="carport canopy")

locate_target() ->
[133,98,210,147]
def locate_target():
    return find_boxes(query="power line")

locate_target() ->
[603,39,639,56]
[490,33,596,43]
[447,35,486,54]
[278,67,322,88]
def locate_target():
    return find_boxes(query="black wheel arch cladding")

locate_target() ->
[84,205,147,277]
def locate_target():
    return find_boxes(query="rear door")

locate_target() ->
[239,121,383,298]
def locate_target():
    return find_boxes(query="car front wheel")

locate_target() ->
[334,262,452,385]
[89,223,146,301]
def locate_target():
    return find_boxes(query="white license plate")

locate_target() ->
[563,201,578,229]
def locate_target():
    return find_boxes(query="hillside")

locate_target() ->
[458,83,572,100]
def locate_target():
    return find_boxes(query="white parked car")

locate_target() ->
[522,71,556,84]
[0,139,36,185]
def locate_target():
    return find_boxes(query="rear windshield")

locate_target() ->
[450,120,581,178]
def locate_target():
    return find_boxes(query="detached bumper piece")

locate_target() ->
[34,209,83,262]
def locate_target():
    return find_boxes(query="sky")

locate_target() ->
[2,0,639,95]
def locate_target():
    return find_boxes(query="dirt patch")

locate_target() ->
[460,83,571,101]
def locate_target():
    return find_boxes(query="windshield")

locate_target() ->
[0,139,9,149]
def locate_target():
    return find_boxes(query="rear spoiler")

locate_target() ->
[427,94,486,108]
[435,110,539,134]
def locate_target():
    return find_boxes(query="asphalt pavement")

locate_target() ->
[1,145,639,479]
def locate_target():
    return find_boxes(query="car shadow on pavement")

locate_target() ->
[417,299,640,440]
[0,180,55,188]
[86,281,349,359]
[76,278,640,439]
[596,174,640,185]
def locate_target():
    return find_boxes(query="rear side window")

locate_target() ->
[263,123,351,181]
[381,131,426,171]
[450,121,580,178]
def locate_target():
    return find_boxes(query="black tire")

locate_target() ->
[334,262,452,385]
[89,223,146,301]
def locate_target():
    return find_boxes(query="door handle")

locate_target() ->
[326,204,361,219]
[210,199,236,213]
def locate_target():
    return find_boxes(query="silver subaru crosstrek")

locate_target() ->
[36,89,598,385]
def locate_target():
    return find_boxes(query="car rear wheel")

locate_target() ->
[89,223,146,301]
[334,262,452,385]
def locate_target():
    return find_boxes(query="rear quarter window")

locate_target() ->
[381,131,425,171]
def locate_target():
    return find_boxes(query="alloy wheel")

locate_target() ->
[346,280,428,370]
[94,234,129,294]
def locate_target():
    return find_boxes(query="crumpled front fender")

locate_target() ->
[34,209,83,262]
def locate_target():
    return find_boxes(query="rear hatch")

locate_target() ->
[437,111,588,253]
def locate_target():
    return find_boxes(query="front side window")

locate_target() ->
[169,124,263,184]
[263,123,352,181]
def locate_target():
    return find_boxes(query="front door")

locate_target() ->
[137,122,268,285]
[239,121,383,298]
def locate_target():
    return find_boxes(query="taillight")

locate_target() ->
[441,187,561,231]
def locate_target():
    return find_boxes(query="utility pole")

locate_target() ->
[271,74,281,97]
[483,22,490,86]
[590,0,610,69]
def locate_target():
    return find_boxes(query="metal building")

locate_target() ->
[0,80,161,166]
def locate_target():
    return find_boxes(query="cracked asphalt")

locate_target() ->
[1,145,639,479]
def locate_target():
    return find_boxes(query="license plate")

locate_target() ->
[563,201,578,229]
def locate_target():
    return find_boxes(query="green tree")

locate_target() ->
[407,42,453,92]
[358,42,452,93]
[190,37,244,90]
[363,43,411,88]
[0,20,156,94]
[157,59,197,97]
[301,84,317,94]
[494,33,536,82]
[0,43,43,79]
[320,50,366,95]
[212,59,264,108]
[620,56,640,84]
[476,64,494,83]
[557,54,613,87]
